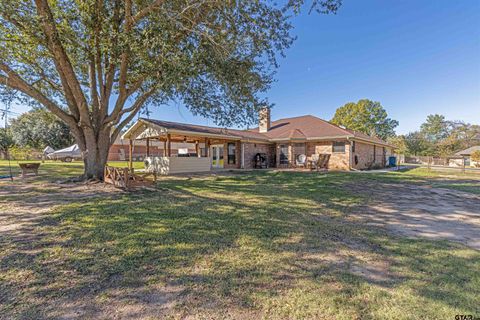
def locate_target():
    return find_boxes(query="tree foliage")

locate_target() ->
[471,150,480,166]
[0,0,341,178]
[10,107,74,149]
[386,135,407,155]
[420,114,449,142]
[402,115,480,156]
[404,131,431,156]
[331,99,399,140]
[0,127,14,153]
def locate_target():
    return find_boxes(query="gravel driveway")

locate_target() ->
[350,182,480,250]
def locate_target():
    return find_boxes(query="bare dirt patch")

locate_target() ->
[348,182,480,250]
[0,182,119,234]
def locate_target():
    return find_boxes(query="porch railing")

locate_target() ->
[104,165,156,189]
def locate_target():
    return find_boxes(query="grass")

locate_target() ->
[0,162,479,319]
[0,160,145,183]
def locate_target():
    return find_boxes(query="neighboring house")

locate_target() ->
[122,108,394,173]
[453,146,480,167]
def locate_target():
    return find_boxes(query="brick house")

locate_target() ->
[122,109,394,173]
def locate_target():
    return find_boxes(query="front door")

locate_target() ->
[211,145,224,168]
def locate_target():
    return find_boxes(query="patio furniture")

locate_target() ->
[296,154,307,168]
[253,153,269,169]
[311,154,330,171]
[19,163,41,178]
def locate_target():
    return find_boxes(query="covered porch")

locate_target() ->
[121,118,243,175]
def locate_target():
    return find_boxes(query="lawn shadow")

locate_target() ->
[1,171,479,318]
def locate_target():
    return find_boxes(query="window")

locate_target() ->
[352,141,356,153]
[373,145,376,161]
[227,143,236,164]
[332,141,345,153]
[279,144,289,164]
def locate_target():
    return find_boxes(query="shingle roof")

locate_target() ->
[248,115,392,146]
[135,115,392,146]
[250,115,349,140]
[344,129,392,146]
[141,118,269,141]
[455,146,480,156]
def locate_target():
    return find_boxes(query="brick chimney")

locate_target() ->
[259,107,271,133]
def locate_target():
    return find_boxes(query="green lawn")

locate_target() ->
[0,162,479,319]
[0,160,144,183]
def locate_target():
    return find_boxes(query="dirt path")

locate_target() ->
[349,182,480,250]
[0,182,119,234]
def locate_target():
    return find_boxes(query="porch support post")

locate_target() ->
[289,142,293,168]
[205,137,210,157]
[195,140,200,157]
[146,138,150,157]
[128,139,133,170]
[167,134,171,157]
[241,142,245,169]
[163,139,167,156]
[275,143,280,168]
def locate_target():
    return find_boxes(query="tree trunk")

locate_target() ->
[81,130,111,180]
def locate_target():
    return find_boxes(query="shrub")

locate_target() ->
[8,146,39,160]
[471,150,480,167]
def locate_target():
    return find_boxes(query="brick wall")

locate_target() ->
[243,142,275,169]
[351,141,392,169]
[305,140,351,170]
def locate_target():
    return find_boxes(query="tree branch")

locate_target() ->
[0,62,77,127]
[34,0,91,127]
[89,55,100,127]
[101,0,122,114]
[110,88,155,142]
[131,0,165,25]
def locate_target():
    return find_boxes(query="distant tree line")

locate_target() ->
[387,114,480,156]
[331,100,479,157]
[1,107,74,156]
[3,102,478,159]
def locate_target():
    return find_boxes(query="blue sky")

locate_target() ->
[2,0,479,134]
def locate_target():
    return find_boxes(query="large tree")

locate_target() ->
[10,107,74,149]
[331,99,398,140]
[0,0,341,179]
[420,114,450,142]
[404,131,432,156]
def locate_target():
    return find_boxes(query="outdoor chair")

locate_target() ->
[312,154,330,171]
[296,154,307,168]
